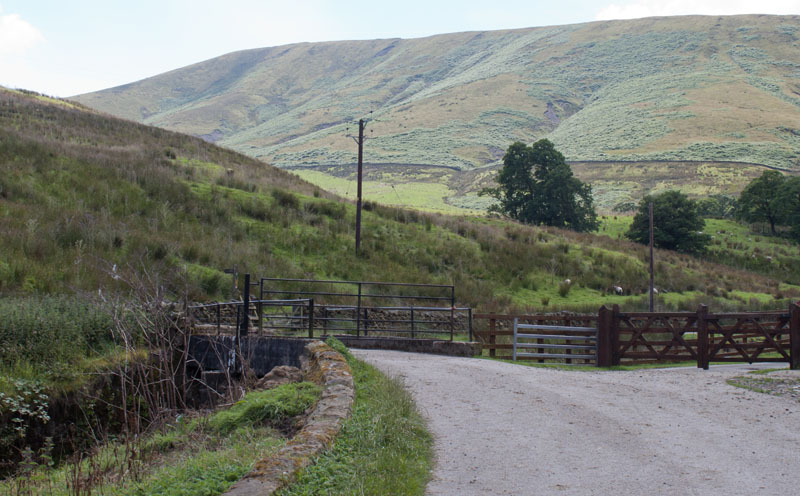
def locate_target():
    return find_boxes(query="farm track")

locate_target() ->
[353,350,800,496]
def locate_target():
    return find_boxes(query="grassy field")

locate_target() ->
[598,216,800,288]
[290,159,790,218]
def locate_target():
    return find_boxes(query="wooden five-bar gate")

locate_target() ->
[477,304,800,369]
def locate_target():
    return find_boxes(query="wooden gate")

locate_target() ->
[476,304,799,369]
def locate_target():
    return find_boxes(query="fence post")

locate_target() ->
[597,306,613,367]
[450,286,455,342]
[611,305,621,365]
[790,303,800,370]
[356,283,362,337]
[489,317,496,358]
[240,273,250,337]
[697,304,709,370]
[257,301,263,336]
[468,308,473,342]
[512,317,518,361]
[410,306,415,339]
[308,299,315,339]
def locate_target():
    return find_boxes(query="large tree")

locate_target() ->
[626,191,710,254]
[776,176,800,241]
[484,140,598,232]
[737,170,787,235]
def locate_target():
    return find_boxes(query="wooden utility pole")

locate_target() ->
[354,118,365,255]
[649,202,655,312]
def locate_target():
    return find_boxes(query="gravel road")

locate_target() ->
[353,350,799,496]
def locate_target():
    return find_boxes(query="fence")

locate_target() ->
[475,314,599,364]
[258,277,471,341]
[188,276,474,341]
[476,304,800,369]
[187,298,315,336]
[512,319,597,365]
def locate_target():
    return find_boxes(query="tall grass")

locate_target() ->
[0,296,115,380]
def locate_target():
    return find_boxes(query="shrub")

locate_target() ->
[0,296,115,374]
[272,189,300,209]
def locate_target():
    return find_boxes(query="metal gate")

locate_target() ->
[513,318,597,365]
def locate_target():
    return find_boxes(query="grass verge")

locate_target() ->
[277,340,433,496]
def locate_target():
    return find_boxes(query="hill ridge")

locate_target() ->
[74,14,800,173]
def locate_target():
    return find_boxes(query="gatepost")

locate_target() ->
[790,303,800,370]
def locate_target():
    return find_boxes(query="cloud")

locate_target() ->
[0,8,45,56]
[595,0,800,20]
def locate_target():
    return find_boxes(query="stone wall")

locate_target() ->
[223,340,354,495]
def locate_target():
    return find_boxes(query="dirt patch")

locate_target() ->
[728,370,800,402]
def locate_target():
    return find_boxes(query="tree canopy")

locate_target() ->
[736,171,800,240]
[626,191,710,254]
[484,140,598,232]
[736,170,787,235]
[776,176,800,241]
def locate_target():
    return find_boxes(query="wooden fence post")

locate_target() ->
[612,304,621,366]
[489,317,496,358]
[697,304,709,370]
[597,306,613,367]
[790,303,800,370]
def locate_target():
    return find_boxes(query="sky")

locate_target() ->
[0,0,798,97]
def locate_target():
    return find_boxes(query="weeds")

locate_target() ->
[0,381,320,495]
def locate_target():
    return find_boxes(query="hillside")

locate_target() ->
[74,15,800,174]
[2,87,799,312]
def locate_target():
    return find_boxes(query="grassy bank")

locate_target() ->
[278,341,433,496]
[1,382,320,495]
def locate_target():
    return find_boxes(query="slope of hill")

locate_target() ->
[75,15,800,175]
[2,87,799,312]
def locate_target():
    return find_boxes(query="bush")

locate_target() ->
[272,188,300,209]
[0,296,115,374]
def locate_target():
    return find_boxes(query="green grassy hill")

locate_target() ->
[2,87,799,312]
[73,14,800,213]
[71,15,800,172]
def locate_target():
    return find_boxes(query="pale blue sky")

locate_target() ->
[0,0,798,97]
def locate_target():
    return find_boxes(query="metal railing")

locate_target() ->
[189,298,474,341]
[258,277,466,340]
[512,319,597,365]
[188,298,314,335]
